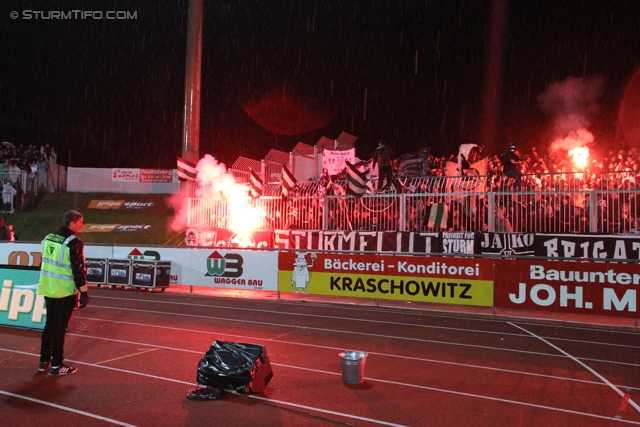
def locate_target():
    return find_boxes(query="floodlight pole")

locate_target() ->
[181,0,203,173]
[478,0,508,152]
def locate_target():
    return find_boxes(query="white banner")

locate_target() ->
[110,246,278,290]
[0,244,278,291]
[68,168,180,194]
[322,148,355,176]
[111,168,175,183]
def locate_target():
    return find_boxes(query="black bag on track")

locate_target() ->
[195,340,273,394]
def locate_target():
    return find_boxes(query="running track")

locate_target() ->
[1,287,640,426]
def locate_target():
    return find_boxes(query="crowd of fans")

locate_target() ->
[273,142,640,235]
[429,145,639,185]
[2,140,635,236]
[0,143,56,173]
[0,143,58,239]
[0,143,57,214]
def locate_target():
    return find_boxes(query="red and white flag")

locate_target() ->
[177,157,197,181]
[249,169,263,198]
[281,165,297,199]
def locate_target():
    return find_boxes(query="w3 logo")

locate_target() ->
[205,251,243,278]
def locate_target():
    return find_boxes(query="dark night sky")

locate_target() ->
[1,0,639,169]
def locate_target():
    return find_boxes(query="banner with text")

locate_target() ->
[478,232,536,256]
[88,200,155,209]
[174,248,278,290]
[278,251,494,306]
[534,233,640,261]
[109,246,278,290]
[81,224,152,233]
[0,266,45,329]
[274,229,531,256]
[0,244,277,291]
[274,230,443,253]
[494,258,639,317]
[186,228,274,248]
[112,168,175,183]
[322,148,355,176]
[275,230,640,260]
[67,168,179,194]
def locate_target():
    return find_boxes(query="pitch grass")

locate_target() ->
[1,192,185,246]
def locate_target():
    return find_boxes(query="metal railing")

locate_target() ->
[187,171,640,234]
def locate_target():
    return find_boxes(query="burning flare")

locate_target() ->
[550,127,593,172]
[194,155,265,243]
[568,146,589,170]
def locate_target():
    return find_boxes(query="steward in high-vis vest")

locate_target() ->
[37,210,89,376]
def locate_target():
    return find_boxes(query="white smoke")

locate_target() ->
[550,128,594,152]
[169,154,263,235]
[168,188,189,232]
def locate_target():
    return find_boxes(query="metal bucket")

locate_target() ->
[338,351,368,384]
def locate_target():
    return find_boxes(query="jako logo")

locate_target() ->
[205,251,243,278]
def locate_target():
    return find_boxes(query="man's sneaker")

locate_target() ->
[49,364,77,376]
[38,361,51,372]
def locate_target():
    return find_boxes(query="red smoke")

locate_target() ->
[538,76,603,171]
[243,92,332,135]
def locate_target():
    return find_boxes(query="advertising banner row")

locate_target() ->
[184,228,640,263]
[1,243,637,330]
[0,243,278,330]
[67,168,180,194]
[273,230,640,261]
[0,243,276,291]
[278,252,638,318]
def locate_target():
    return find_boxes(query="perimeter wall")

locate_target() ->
[1,242,638,330]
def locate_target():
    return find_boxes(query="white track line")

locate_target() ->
[507,318,640,336]
[83,307,640,368]
[67,317,636,390]
[509,322,640,414]
[0,390,137,426]
[3,349,640,425]
[68,330,638,392]
[113,292,640,334]
[95,295,640,348]
[0,350,406,427]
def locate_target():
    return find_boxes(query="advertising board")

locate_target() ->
[494,259,639,317]
[111,246,278,290]
[0,266,45,329]
[0,244,278,291]
[278,251,494,306]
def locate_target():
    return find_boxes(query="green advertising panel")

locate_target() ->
[0,265,45,330]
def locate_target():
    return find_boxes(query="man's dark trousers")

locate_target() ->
[40,295,76,366]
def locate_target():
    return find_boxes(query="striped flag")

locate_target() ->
[177,157,197,181]
[249,169,263,198]
[427,203,449,229]
[281,165,297,198]
[329,178,346,196]
[345,161,367,197]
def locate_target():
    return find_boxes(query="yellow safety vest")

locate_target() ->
[37,233,78,298]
